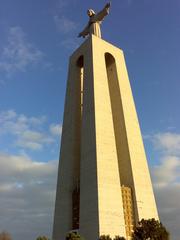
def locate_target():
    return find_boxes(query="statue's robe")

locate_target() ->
[80,7,110,38]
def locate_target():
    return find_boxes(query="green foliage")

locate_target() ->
[66,232,84,240]
[99,235,112,240]
[114,236,126,240]
[36,236,49,240]
[0,231,12,240]
[132,218,170,240]
[99,235,126,240]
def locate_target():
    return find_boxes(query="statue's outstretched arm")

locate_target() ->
[94,2,111,22]
[78,24,89,38]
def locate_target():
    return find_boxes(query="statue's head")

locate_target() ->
[87,9,95,17]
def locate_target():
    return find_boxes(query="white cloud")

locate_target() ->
[16,140,43,151]
[0,109,17,121]
[54,15,77,34]
[0,114,28,135]
[154,184,180,240]
[0,152,57,181]
[151,155,180,188]
[0,26,44,76]
[0,152,58,240]
[147,131,180,239]
[21,130,53,143]
[153,132,180,155]
[16,130,54,150]
[49,123,62,136]
[29,116,47,125]
[0,110,60,151]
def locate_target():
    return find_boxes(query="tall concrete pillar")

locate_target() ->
[53,35,159,240]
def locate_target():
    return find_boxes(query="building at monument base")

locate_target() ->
[53,35,159,240]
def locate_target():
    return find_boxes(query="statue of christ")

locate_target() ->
[78,2,111,39]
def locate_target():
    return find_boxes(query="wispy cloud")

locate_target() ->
[60,38,80,50]
[0,152,58,240]
[0,110,61,151]
[57,0,68,12]
[127,0,133,5]
[0,26,44,77]
[53,1,79,50]
[54,15,78,34]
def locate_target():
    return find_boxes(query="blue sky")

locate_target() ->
[0,0,180,239]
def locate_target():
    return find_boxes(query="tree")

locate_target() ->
[99,235,126,240]
[99,235,112,240]
[0,231,12,240]
[113,236,126,240]
[36,236,49,240]
[114,236,126,240]
[66,232,84,240]
[132,218,170,240]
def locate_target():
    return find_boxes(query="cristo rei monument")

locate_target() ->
[53,3,159,240]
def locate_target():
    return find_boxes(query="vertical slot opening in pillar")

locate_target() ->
[105,53,135,238]
[71,55,84,230]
